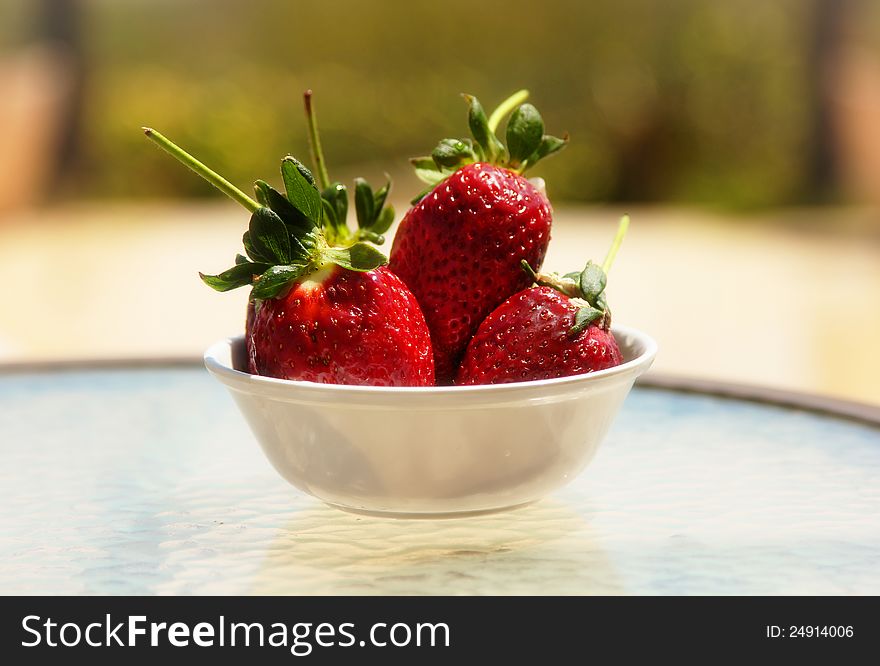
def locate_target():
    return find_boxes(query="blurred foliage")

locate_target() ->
[4,0,874,208]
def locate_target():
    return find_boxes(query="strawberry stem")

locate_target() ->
[303,90,331,191]
[487,89,530,134]
[142,127,260,212]
[520,259,539,282]
[528,265,582,299]
[602,215,629,274]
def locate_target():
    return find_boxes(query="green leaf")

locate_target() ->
[200,262,269,292]
[465,94,504,161]
[357,230,386,245]
[299,228,321,253]
[569,306,604,335]
[324,243,388,272]
[289,234,309,262]
[372,181,391,221]
[534,134,568,161]
[415,167,448,186]
[321,182,348,228]
[523,134,568,171]
[254,180,314,237]
[281,157,322,224]
[320,182,350,245]
[242,231,270,263]
[432,138,476,168]
[506,103,544,166]
[249,207,291,264]
[254,183,269,206]
[354,178,375,230]
[235,253,249,265]
[411,156,448,185]
[250,264,305,300]
[488,89,530,134]
[321,198,337,227]
[348,243,387,270]
[320,200,347,246]
[578,261,607,304]
[410,156,436,170]
[372,205,395,235]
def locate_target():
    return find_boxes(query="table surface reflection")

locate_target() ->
[1,365,878,595]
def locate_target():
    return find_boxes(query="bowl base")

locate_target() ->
[324,500,536,520]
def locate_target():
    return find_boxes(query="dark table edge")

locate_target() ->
[1,357,879,427]
[637,374,880,427]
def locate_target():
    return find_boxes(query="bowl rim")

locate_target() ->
[204,324,657,396]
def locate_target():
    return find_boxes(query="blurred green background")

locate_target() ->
[2,0,880,210]
[1,0,880,403]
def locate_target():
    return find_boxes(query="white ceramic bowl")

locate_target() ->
[204,325,657,517]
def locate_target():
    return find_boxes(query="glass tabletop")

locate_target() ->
[1,365,878,595]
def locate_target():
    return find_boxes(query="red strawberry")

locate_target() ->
[456,217,629,385]
[390,91,568,383]
[391,163,551,381]
[241,90,400,371]
[456,287,622,384]
[144,127,434,386]
[249,265,433,385]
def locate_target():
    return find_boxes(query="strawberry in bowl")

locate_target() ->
[147,92,656,517]
[390,90,567,383]
[143,128,434,386]
[457,216,629,385]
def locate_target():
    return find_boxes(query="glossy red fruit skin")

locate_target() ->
[455,286,623,385]
[248,265,435,386]
[390,162,552,383]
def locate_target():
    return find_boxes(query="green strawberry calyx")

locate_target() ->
[143,127,387,301]
[521,215,629,335]
[303,90,396,247]
[410,89,568,202]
